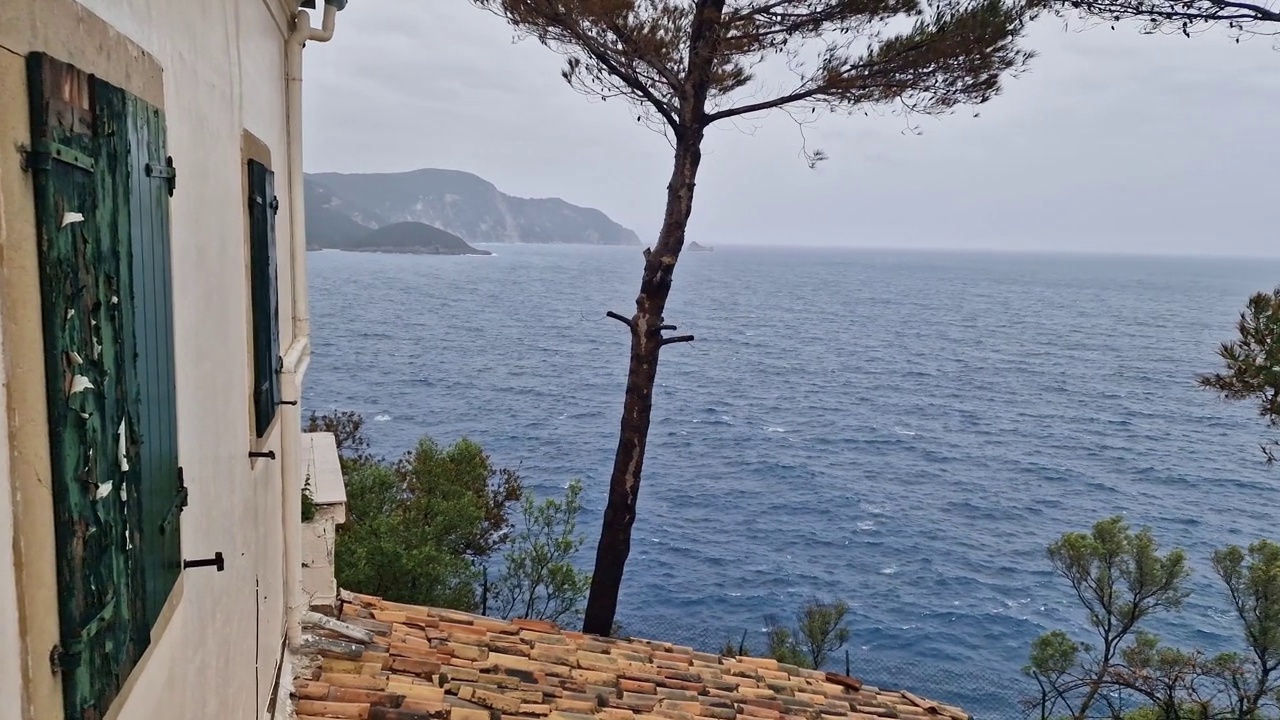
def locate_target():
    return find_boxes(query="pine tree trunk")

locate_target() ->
[582,133,704,636]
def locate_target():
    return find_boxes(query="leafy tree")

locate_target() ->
[1112,633,1210,720]
[764,598,852,669]
[490,480,593,623]
[332,434,525,609]
[336,460,481,609]
[1025,630,1088,720]
[765,617,813,669]
[1198,290,1280,463]
[470,0,1037,637]
[1209,540,1280,715]
[1028,516,1191,718]
[796,598,852,669]
[1027,521,1280,720]
[308,411,591,618]
[394,438,525,561]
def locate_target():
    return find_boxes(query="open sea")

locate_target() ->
[305,245,1280,716]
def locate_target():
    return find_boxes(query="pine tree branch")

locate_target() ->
[1068,0,1280,24]
[706,85,827,122]
[575,40,684,132]
[599,16,685,91]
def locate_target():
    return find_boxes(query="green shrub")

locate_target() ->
[311,411,589,619]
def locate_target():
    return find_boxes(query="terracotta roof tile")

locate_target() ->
[292,594,971,720]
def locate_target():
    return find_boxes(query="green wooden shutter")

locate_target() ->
[28,52,145,720]
[248,160,281,438]
[27,53,182,719]
[124,93,183,627]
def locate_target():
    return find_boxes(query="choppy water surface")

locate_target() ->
[306,246,1280,714]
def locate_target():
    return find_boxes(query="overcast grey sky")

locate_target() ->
[302,3,1280,256]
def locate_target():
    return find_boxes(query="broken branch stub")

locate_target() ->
[606,311,634,328]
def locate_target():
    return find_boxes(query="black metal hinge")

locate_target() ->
[22,141,95,173]
[269,196,280,215]
[49,643,65,674]
[145,155,176,196]
[49,592,117,673]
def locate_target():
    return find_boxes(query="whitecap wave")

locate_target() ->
[374,414,391,422]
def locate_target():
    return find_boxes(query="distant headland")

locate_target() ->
[303,168,640,251]
[311,221,491,256]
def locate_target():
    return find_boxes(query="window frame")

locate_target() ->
[245,151,282,441]
[24,51,184,720]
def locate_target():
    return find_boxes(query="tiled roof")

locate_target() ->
[290,592,971,720]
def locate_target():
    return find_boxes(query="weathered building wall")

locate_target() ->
[301,432,347,608]
[0,0,310,717]
[0,298,23,720]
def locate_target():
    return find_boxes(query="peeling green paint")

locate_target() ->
[27,53,183,720]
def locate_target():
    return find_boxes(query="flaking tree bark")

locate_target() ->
[470,0,1037,636]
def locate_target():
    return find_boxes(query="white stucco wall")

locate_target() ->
[77,1,299,717]
[0,0,316,718]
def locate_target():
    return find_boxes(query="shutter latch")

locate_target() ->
[145,155,177,196]
[183,552,225,572]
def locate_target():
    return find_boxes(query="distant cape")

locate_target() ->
[313,221,490,256]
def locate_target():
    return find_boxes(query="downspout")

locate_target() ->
[282,0,340,650]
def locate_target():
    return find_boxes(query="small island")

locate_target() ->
[687,241,714,252]
[316,221,492,256]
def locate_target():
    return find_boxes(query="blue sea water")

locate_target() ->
[306,245,1280,715]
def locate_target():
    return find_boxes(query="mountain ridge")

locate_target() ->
[304,168,639,246]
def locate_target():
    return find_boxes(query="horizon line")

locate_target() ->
[468,241,1280,261]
